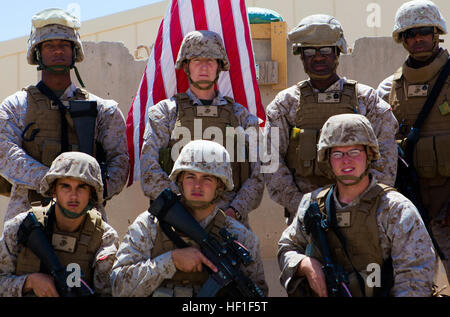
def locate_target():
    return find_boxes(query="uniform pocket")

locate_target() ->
[41,140,61,167]
[435,134,450,177]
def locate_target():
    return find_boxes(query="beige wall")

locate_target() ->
[2,0,450,101]
[0,0,447,297]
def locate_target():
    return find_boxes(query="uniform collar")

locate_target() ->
[333,175,378,209]
[186,89,229,106]
[308,77,348,92]
[197,206,220,229]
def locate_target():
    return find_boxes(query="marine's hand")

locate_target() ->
[172,247,218,273]
[298,256,328,297]
[23,273,60,297]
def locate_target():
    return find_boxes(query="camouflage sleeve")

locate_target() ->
[0,92,48,189]
[357,84,398,186]
[277,193,312,294]
[376,75,394,104]
[140,100,180,200]
[226,217,268,295]
[263,87,304,215]
[0,213,30,297]
[228,104,264,216]
[94,97,129,200]
[377,191,436,297]
[92,222,119,296]
[110,212,177,297]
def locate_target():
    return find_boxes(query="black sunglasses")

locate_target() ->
[403,26,435,39]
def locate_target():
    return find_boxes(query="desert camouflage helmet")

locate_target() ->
[392,0,447,43]
[27,8,84,65]
[175,30,230,71]
[288,14,348,55]
[40,152,104,204]
[317,113,380,163]
[169,140,234,191]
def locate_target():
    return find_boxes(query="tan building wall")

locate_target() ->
[0,0,447,297]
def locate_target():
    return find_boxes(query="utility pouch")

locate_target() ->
[41,140,61,167]
[413,136,437,178]
[286,128,318,177]
[435,134,450,177]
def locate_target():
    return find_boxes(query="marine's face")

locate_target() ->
[403,27,435,55]
[329,145,368,184]
[39,39,73,67]
[181,171,219,208]
[53,177,92,215]
[301,46,338,78]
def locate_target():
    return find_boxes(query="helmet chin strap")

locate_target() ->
[56,201,94,219]
[335,167,369,186]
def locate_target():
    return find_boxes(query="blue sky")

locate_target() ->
[0,0,164,42]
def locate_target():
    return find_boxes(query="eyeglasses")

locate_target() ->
[403,27,435,40]
[330,149,364,160]
[302,46,335,57]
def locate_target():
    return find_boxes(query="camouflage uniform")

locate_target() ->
[264,15,398,224]
[278,114,438,297]
[0,152,119,297]
[377,0,450,274]
[0,9,129,222]
[140,31,263,228]
[112,140,268,297]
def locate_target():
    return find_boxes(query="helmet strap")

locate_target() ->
[56,201,93,219]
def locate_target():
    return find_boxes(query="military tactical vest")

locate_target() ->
[389,49,450,179]
[310,183,394,297]
[160,93,250,191]
[16,205,105,289]
[286,80,359,186]
[151,210,227,297]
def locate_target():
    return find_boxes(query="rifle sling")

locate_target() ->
[325,186,366,297]
[405,57,450,159]
[36,81,69,153]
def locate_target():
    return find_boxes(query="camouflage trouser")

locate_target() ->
[4,185,108,223]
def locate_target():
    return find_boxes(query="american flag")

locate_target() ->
[125,0,266,185]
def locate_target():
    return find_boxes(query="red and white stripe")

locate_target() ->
[126,0,265,185]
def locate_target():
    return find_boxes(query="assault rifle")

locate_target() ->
[148,188,265,298]
[303,202,352,297]
[17,212,94,297]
